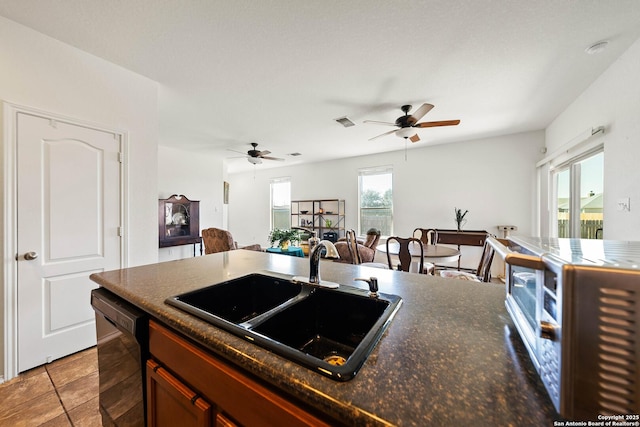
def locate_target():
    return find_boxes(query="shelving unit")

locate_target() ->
[291,199,345,241]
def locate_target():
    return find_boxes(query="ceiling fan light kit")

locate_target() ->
[396,127,417,139]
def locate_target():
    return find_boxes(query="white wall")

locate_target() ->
[0,17,159,380]
[228,131,544,257]
[543,37,640,240]
[157,146,226,261]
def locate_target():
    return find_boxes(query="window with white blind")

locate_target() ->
[358,167,393,236]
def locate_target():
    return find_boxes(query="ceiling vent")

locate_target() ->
[335,116,355,128]
[288,152,302,156]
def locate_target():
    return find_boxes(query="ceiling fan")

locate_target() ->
[364,103,460,143]
[228,142,285,164]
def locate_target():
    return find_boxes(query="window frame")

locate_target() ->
[550,148,603,239]
[357,166,393,237]
[270,177,291,230]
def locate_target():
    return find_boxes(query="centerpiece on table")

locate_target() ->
[454,207,468,231]
[269,228,300,251]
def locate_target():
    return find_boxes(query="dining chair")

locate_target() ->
[386,236,431,274]
[335,229,361,264]
[413,228,436,246]
[361,228,382,259]
[345,229,363,264]
[201,228,262,254]
[439,239,496,282]
[336,229,388,268]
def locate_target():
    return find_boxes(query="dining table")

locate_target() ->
[377,241,461,273]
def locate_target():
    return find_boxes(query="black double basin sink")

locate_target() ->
[166,272,402,381]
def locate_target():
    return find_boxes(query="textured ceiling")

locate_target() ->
[2,0,640,172]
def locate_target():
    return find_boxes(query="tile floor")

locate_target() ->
[0,347,100,427]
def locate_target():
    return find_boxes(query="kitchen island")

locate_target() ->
[90,249,558,426]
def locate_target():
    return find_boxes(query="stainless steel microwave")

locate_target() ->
[489,236,640,420]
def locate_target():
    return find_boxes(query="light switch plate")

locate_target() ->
[617,197,630,211]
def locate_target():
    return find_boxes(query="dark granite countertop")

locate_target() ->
[90,249,559,426]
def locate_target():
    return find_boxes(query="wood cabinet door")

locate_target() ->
[149,320,332,427]
[147,359,213,427]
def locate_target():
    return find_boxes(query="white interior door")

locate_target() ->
[17,112,122,372]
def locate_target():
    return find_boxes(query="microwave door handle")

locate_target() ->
[487,236,547,270]
[487,236,511,259]
[505,253,546,270]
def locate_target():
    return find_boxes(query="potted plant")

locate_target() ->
[454,207,468,231]
[269,228,300,251]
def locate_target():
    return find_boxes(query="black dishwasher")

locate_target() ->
[91,288,148,427]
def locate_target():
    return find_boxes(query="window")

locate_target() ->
[552,150,603,238]
[270,178,291,230]
[358,167,393,236]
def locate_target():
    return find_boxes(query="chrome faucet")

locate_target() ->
[309,240,339,285]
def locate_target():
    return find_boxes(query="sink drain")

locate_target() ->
[323,354,347,366]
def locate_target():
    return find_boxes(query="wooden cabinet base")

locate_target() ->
[147,359,213,427]
[148,320,333,427]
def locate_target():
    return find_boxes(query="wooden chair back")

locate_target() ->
[413,228,435,246]
[475,240,496,282]
[345,229,362,265]
[386,236,424,273]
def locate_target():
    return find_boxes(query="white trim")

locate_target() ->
[119,133,130,269]
[1,101,129,381]
[358,164,393,175]
[269,176,291,184]
[2,102,18,382]
[548,144,604,172]
[536,126,604,168]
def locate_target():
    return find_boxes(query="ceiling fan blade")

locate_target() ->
[409,103,434,122]
[363,120,397,127]
[409,134,420,143]
[368,129,398,141]
[226,148,247,155]
[414,119,461,128]
[257,150,271,156]
[261,156,285,161]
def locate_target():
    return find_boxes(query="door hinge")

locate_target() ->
[118,152,124,163]
[118,226,124,237]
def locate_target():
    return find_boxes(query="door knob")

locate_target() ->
[24,251,38,260]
